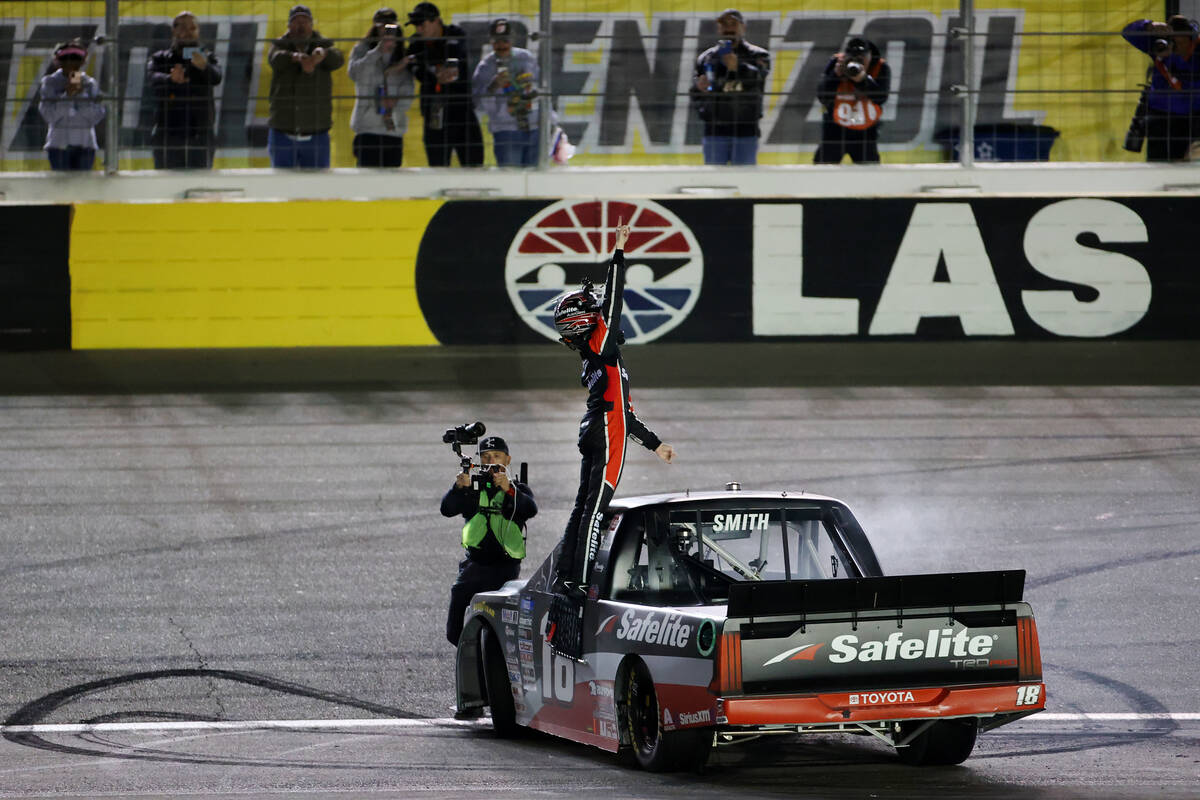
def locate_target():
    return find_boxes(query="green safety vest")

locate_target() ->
[461,487,526,559]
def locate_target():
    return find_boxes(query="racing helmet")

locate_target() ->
[552,289,600,341]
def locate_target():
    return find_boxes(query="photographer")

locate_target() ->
[146,11,222,170]
[348,7,414,167]
[689,8,770,165]
[1123,16,1200,161]
[404,2,484,166]
[814,37,891,164]
[440,434,536,647]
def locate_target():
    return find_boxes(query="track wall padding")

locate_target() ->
[416,196,1200,344]
[70,200,442,348]
[0,205,72,351]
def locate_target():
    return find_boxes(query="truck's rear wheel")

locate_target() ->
[621,658,712,772]
[480,626,519,738]
[896,719,977,765]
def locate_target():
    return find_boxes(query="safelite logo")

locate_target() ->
[504,199,703,344]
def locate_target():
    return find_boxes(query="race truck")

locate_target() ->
[454,487,1045,771]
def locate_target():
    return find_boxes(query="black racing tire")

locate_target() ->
[620,658,713,772]
[896,719,978,766]
[480,626,520,738]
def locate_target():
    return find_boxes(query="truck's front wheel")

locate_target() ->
[896,719,977,765]
[621,658,712,772]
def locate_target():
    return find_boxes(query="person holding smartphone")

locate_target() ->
[690,8,771,165]
[404,2,483,166]
[348,7,415,166]
[38,39,106,171]
[147,11,223,169]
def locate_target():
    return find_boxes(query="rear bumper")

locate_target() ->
[721,683,1045,726]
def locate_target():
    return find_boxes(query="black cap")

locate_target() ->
[718,8,743,22]
[478,436,509,455]
[845,37,869,56]
[489,18,512,39]
[288,5,313,22]
[406,2,440,25]
[374,7,398,23]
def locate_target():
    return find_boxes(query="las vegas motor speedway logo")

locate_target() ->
[504,199,703,344]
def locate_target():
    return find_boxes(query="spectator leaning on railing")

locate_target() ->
[147,10,222,169]
[689,8,770,166]
[348,7,415,167]
[472,18,541,167]
[38,39,106,172]
[267,4,345,168]
[814,37,890,164]
[1123,15,1200,162]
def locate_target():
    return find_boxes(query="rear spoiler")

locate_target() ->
[727,570,1025,618]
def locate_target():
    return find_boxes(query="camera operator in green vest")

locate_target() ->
[441,435,537,648]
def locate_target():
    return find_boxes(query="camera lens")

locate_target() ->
[845,61,864,78]
[1152,38,1171,55]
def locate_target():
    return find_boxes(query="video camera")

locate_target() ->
[442,421,528,493]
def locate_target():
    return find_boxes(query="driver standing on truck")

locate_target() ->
[550,220,677,601]
[441,435,537,646]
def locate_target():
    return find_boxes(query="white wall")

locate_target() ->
[2,163,1200,204]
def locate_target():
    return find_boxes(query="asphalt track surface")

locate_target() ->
[1,344,1198,799]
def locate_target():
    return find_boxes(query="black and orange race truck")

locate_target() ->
[455,488,1045,770]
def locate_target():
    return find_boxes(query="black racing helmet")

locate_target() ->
[552,289,600,342]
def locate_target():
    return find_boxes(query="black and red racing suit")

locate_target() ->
[555,248,662,586]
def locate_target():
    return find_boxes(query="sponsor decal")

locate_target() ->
[515,701,526,713]
[505,641,516,655]
[518,627,533,640]
[828,629,997,664]
[711,512,770,532]
[505,625,516,637]
[504,199,703,344]
[588,680,615,698]
[763,643,826,666]
[518,639,534,654]
[849,691,915,706]
[472,602,495,618]
[518,615,533,627]
[520,596,534,613]
[662,708,674,729]
[767,629,999,667]
[597,718,619,740]
[612,609,693,649]
[502,609,518,624]
[509,670,523,685]
[519,652,535,666]
[677,709,712,726]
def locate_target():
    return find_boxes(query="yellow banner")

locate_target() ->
[71,199,442,348]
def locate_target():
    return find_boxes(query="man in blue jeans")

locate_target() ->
[266,5,344,167]
[690,8,770,165]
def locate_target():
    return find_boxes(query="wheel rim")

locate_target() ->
[626,663,660,757]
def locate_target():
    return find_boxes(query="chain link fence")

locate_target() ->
[0,0,1186,171]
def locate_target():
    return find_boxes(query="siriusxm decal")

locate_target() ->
[504,199,703,344]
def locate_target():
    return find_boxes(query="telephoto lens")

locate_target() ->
[1152,38,1172,56]
[844,61,864,78]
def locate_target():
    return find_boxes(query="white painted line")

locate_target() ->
[0,717,486,735]
[1,712,1196,735]
[1022,713,1200,721]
